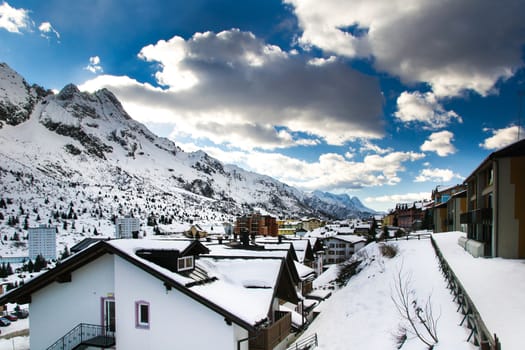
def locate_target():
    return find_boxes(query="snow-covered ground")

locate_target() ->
[0,303,29,350]
[3,231,523,349]
[433,231,525,350]
[295,237,476,350]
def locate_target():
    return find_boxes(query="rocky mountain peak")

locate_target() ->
[0,63,38,127]
[56,83,81,100]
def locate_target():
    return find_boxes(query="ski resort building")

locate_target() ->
[115,217,140,239]
[28,225,57,260]
[460,138,525,258]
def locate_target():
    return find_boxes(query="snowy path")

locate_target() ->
[295,239,475,350]
[434,231,525,350]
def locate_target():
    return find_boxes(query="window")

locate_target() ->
[177,256,194,271]
[135,301,150,329]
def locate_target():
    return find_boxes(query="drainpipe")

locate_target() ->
[493,159,499,257]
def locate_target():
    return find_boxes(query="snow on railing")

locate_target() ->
[287,333,318,350]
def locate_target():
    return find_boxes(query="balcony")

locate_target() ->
[46,323,115,350]
[250,311,291,350]
[460,208,492,225]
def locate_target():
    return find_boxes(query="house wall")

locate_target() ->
[114,256,245,350]
[452,197,467,232]
[497,157,525,258]
[512,157,525,257]
[323,239,364,264]
[30,254,115,349]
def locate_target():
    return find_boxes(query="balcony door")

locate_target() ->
[103,298,116,333]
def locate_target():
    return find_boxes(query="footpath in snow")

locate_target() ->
[433,231,525,350]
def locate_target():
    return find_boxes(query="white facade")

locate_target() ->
[114,255,247,349]
[28,225,57,260]
[115,217,140,239]
[323,236,366,264]
[30,253,115,348]
[28,251,251,350]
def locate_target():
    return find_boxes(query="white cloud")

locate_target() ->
[38,21,60,40]
[365,192,431,204]
[286,0,525,97]
[80,29,384,150]
[395,91,461,129]
[0,2,31,33]
[414,168,463,183]
[84,56,103,74]
[359,140,392,155]
[479,125,524,150]
[176,142,424,191]
[420,130,457,156]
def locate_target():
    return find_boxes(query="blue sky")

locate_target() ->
[1,0,525,212]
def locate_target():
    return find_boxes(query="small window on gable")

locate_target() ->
[135,301,150,329]
[177,256,194,271]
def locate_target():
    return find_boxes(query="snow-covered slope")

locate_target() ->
[0,63,51,127]
[0,63,374,256]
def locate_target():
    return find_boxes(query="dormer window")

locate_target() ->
[178,256,194,271]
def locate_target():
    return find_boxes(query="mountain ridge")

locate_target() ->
[0,62,376,247]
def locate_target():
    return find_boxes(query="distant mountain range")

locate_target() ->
[0,62,376,238]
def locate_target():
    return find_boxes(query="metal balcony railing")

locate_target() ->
[460,208,492,225]
[46,323,115,350]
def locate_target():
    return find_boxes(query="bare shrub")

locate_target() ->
[391,265,440,349]
[336,260,361,287]
[380,243,398,258]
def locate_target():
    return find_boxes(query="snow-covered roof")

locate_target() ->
[205,244,289,259]
[326,235,366,244]
[0,238,300,331]
[294,261,315,280]
[194,257,282,324]
[106,240,294,326]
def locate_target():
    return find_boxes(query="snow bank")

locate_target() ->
[433,231,525,350]
[293,239,475,350]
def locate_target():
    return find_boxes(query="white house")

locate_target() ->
[28,225,57,260]
[0,239,300,350]
[115,217,140,239]
[323,235,367,264]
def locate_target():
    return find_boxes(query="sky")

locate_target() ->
[1,0,525,212]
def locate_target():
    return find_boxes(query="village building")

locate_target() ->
[235,213,278,237]
[460,138,525,258]
[432,184,467,233]
[322,235,366,264]
[0,239,301,350]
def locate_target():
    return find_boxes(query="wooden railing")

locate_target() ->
[430,237,501,350]
[250,311,291,350]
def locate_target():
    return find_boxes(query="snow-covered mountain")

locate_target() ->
[0,63,375,253]
[304,191,377,219]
